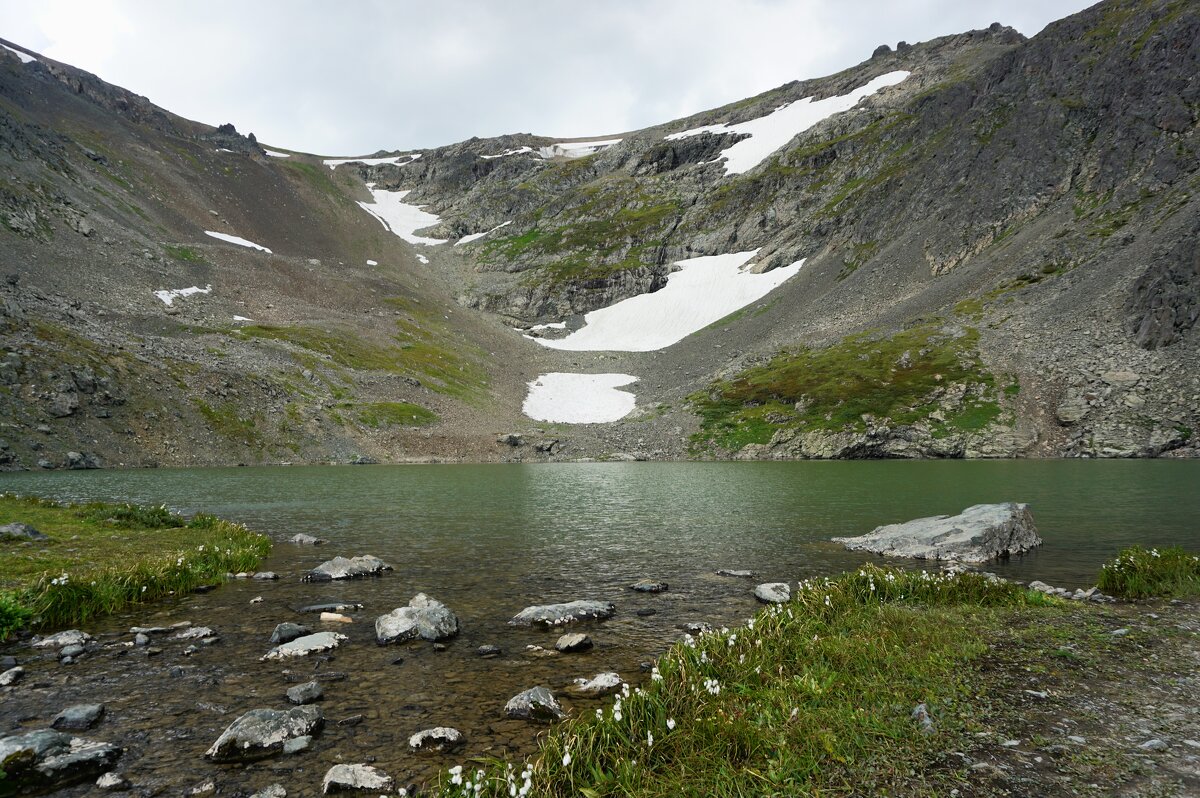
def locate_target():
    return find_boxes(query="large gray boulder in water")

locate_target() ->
[262,631,348,661]
[504,686,566,721]
[832,503,1042,563]
[509,600,615,626]
[204,706,323,762]
[302,555,391,582]
[375,593,460,643]
[0,729,122,792]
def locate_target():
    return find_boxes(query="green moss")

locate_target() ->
[354,401,438,428]
[194,400,263,448]
[164,244,204,262]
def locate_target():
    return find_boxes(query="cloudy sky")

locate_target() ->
[2,0,1095,156]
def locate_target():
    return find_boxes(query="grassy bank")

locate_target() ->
[431,549,1199,798]
[0,495,270,638]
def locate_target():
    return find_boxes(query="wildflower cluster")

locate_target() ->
[1097,545,1200,599]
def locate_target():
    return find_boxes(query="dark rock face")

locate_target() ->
[1126,223,1200,349]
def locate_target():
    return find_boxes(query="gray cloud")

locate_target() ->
[0,0,1095,155]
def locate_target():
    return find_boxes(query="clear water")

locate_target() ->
[1,461,1196,795]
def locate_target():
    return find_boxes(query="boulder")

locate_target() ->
[555,632,593,653]
[303,555,391,581]
[52,703,105,730]
[0,729,122,792]
[629,579,667,593]
[322,763,393,794]
[504,686,566,721]
[754,583,791,604]
[204,706,323,762]
[375,593,460,644]
[286,681,323,705]
[571,672,623,696]
[510,600,615,626]
[289,533,328,545]
[0,522,48,541]
[408,726,465,752]
[832,503,1042,563]
[270,623,311,644]
[1,666,24,686]
[262,632,348,661]
[32,629,92,648]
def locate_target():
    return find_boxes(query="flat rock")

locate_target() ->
[0,729,122,792]
[322,763,393,794]
[754,583,791,603]
[716,569,755,578]
[290,533,328,545]
[33,629,92,649]
[271,623,312,644]
[172,626,215,640]
[286,681,324,705]
[510,600,615,627]
[832,503,1042,563]
[297,602,363,614]
[52,703,105,731]
[204,706,323,762]
[129,626,170,636]
[253,572,279,580]
[408,726,465,752]
[375,593,460,644]
[0,522,48,541]
[629,579,667,593]
[571,672,623,696]
[282,735,312,755]
[504,686,566,721]
[555,632,593,653]
[249,785,287,798]
[262,632,348,661]
[303,555,391,582]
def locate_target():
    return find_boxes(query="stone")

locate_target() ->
[0,665,24,687]
[249,785,286,798]
[408,726,465,753]
[1139,738,1168,751]
[271,623,311,644]
[96,771,131,790]
[172,626,215,640]
[832,503,1042,563]
[33,629,92,648]
[253,571,279,580]
[716,569,754,578]
[754,582,791,604]
[52,703,105,730]
[204,706,323,762]
[510,600,615,626]
[636,608,657,616]
[282,736,312,754]
[297,602,363,614]
[629,579,668,593]
[59,644,86,659]
[322,763,393,794]
[262,632,348,661]
[555,632,593,653]
[476,644,503,658]
[66,451,101,469]
[1100,370,1140,387]
[571,672,623,696]
[0,522,48,541]
[320,612,352,623]
[290,533,328,545]
[303,555,391,581]
[286,681,324,705]
[375,593,460,644]
[681,622,712,634]
[0,729,122,792]
[504,686,566,721]
[134,633,150,647]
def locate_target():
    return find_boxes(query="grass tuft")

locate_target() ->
[1097,545,1200,599]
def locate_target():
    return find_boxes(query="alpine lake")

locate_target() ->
[1,460,1197,795]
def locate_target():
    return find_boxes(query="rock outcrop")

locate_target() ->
[833,502,1042,562]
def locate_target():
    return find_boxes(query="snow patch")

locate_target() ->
[536,250,803,352]
[456,220,512,246]
[366,259,378,266]
[666,71,910,175]
[2,44,36,64]
[233,315,253,322]
[538,139,622,160]
[523,373,638,423]
[204,231,272,253]
[263,149,291,158]
[356,187,447,246]
[416,254,430,265]
[481,146,533,159]
[154,285,212,307]
[323,153,421,170]
[529,321,567,331]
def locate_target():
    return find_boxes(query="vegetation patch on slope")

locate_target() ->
[354,401,438,428]
[0,495,269,637]
[690,324,1002,451]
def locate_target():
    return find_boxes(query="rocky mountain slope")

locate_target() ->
[1,0,1197,470]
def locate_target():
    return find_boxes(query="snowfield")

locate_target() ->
[323,153,421,170]
[481,146,533,159]
[263,149,291,158]
[523,373,639,423]
[2,43,36,64]
[204,231,272,253]
[537,139,622,159]
[666,71,910,175]
[356,187,448,246]
[154,285,212,306]
[535,251,803,352]
[456,221,512,246]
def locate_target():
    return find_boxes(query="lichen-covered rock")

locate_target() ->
[408,726,465,752]
[32,629,92,648]
[504,686,566,721]
[510,600,615,626]
[262,632,347,661]
[0,729,122,792]
[833,502,1042,562]
[322,763,393,793]
[375,593,460,644]
[303,555,391,582]
[204,706,323,762]
[629,579,668,593]
[754,583,791,604]
[555,632,593,653]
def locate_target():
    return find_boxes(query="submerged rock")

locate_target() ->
[271,622,311,644]
[571,672,623,696]
[375,593,460,644]
[476,644,503,658]
[832,502,1042,563]
[204,706,323,762]
[52,703,105,731]
[262,632,348,661]
[0,729,122,792]
[172,626,215,640]
[290,533,328,545]
[510,600,615,626]
[322,763,393,793]
[630,579,668,593]
[303,555,391,581]
[754,583,792,604]
[504,686,566,721]
[408,726,465,753]
[716,569,754,578]
[555,632,593,653]
[286,681,324,705]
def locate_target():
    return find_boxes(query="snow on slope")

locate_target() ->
[456,221,512,246]
[356,187,448,246]
[324,154,422,170]
[534,251,804,352]
[263,149,291,158]
[666,71,910,175]
[481,146,533,159]
[537,139,622,159]
[154,285,212,306]
[523,373,639,423]
[204,231,272,253]
[2,43,36,64]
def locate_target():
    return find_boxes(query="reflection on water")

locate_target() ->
[0,461,1196,795]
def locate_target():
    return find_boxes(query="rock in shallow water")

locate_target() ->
[504,686,566,721]
[1,665,25,686]
[832,502,1042,563]
[375,593,459,643]
[629,579,667,593]
[262,632,347,661]
[204,706,323,762]
[52,703,105,730]
[754,583,791,604]
[555,632,593,653]
[32,629,92,648]
[286,681,323,705]
[289,533,328,545]
[322,763,393,793]
[571,672,623,696]
[270,622,311,644]
[303,555,391,582]
[0,729,122,792]
[510,600,615,626]
[408,726,465,752]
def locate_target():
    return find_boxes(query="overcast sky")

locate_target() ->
[2,0,1096,156]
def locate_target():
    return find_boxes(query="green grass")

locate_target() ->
[355,401,438,428]
[1097,545,1200,599]
[164,244,204,262]
[0,495,270,637]
[690,324,1001,451]
[429,566,1054,797]
[195,400,264,448]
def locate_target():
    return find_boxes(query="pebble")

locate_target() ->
[476,645,502,658]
